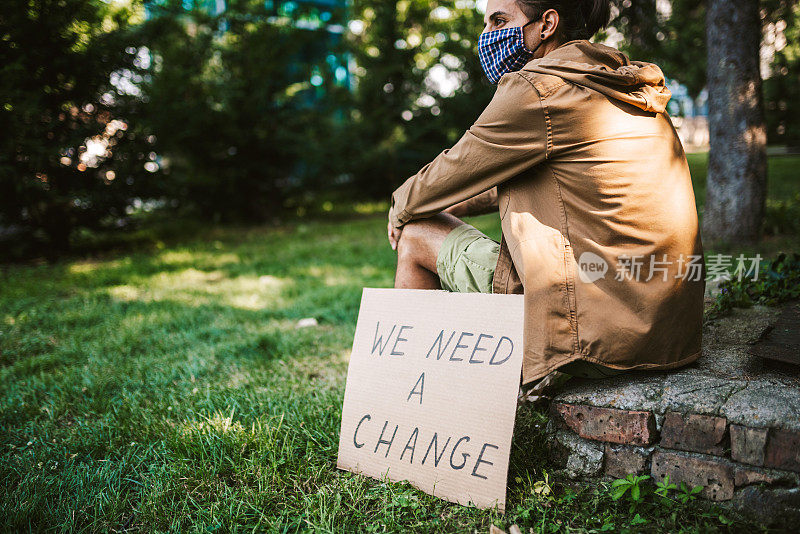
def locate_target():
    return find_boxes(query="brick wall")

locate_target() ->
[548,402,800,505]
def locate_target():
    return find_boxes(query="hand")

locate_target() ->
[387,220,403,251]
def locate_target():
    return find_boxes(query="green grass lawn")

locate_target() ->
[686,152,800,206]
[2,155,797,532]
[686,153,800,256]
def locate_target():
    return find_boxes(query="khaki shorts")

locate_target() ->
[436,223,623,380]
[436,224,500,294]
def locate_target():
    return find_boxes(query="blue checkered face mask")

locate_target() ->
[478,20,543,84]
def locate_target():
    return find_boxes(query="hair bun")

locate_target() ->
[515,0,612,40]
[580,0,612,38]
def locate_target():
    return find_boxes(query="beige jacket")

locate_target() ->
[389,40,705,385]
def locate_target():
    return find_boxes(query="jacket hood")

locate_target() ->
[521,40,672,113]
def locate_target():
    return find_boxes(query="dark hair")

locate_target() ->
[516,0,611,41]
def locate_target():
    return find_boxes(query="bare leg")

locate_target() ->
[394,213,466,289]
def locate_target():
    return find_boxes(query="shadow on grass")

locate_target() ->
[0,210,770,532]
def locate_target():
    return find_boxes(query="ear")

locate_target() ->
[541,8,560,40]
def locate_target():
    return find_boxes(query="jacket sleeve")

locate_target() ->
[457,186,498,217]
[389,72,548,229]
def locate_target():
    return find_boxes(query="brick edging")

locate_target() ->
[549,401,800,502]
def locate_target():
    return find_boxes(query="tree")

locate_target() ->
[763,0,800,147]
[345,0,494,199]
[612,0,796,142]
[0,0,152,259]
[611,0,707,99]
[703,0,768,243]
[138,0,349,222]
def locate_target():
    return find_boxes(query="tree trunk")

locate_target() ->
[703,0,767,243]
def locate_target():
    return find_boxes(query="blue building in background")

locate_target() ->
[666,79,710,152]
[667,80,708,118]
[264,0,352,90]
[145,0,352,91]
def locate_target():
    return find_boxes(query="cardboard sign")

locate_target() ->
[337,288,525,511]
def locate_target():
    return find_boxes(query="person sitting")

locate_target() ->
[386,0,705,396]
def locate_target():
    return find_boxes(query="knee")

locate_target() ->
[396,221,424,258]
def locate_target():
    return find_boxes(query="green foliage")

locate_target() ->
[611,473,651,505]
[0,0,152,258]
[612,0,799,143]
[764,0,800,146]
[137,0,351,223]
[135,0,502,220]
[504,455,739,532]
[655,475,678,501]
[344,0,495,198]
[677,481,705,504]
[609,0,706,99]
[707,252,800,319]
[764,193,800,236]
[607,474,707,525]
